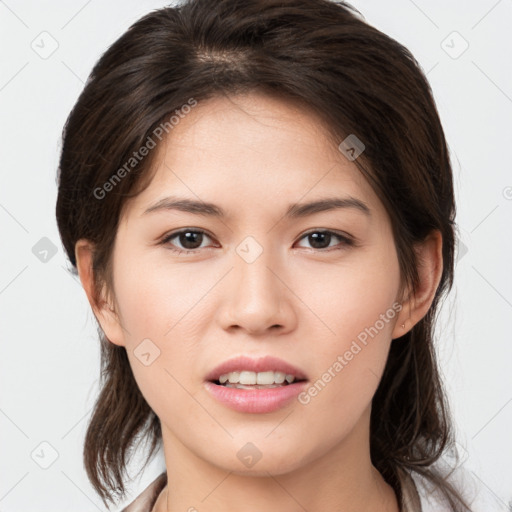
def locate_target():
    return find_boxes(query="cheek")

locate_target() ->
[296,244,400,418]
[112,245,205,340]
[293,310,395,457]
[111,248,217,411]
[301,241,401,346]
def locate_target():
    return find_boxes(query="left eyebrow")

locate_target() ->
[143,195,371,218]
[143,196,224,217]
[285,197,371,218]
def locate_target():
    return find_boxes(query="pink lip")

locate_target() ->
[204,380,308,413]
[204,355,307,382]
[204,355,308,414]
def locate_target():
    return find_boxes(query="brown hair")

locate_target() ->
[55,0,470,509]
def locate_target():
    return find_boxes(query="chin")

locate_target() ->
[226,458,305,477]
[209,440,311,476]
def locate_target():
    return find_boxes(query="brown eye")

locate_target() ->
[296,230,354,251]
[161,229,214,254]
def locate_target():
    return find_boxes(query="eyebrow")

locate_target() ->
[143,195,371,218]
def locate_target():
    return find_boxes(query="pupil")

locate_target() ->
[180,231,202,249]
[309,232,330,249]
[178,232,331,250]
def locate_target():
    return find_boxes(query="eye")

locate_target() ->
[161,229,216,255]
[295,229,354,251]
[160,228,355,256]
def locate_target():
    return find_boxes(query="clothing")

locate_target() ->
[120,472,166,512]
[120,469,431,512]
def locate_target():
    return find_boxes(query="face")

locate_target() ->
[102,92,405,476]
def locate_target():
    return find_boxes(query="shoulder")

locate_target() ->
[403,464,505,512]
[405,468,456,512]
[120,472,167,512]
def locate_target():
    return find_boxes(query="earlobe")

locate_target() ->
[392,230,443,339]
[74,239,126,347]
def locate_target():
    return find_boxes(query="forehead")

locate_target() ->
[126,92,384,221]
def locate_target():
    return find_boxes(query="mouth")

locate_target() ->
[205,355,308,388]
[204,356,309,413]
[211,370,307,389]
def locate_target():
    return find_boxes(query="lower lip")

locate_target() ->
[204,381,308,413]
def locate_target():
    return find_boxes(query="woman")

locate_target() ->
[55,0,475,510]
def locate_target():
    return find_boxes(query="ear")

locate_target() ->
[391,230,443,339]
[75,239,126,347]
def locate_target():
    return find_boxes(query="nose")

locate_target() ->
[217,247,297,336]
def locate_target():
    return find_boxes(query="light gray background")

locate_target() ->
[1,0,511,510]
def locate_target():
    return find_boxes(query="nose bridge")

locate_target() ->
[236,247,277,299]
[221,236,293,333]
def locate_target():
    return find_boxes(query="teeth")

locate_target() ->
[274,372,286,384]
[240,371,257,385]
[228,372,240,384]
[217,371,296,386]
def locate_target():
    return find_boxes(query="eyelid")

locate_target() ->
[298,227,354,242]
[295,228,356,249]
[160,227,356,254]
[160,228,217,249]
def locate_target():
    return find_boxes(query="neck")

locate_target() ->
[154,407,399,512]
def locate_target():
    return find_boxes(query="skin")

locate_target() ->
[76,92,443,512]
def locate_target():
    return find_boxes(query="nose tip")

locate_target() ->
[218,255,296,335]
[241,319,284,335]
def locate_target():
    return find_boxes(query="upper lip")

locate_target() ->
[205,355,308,382]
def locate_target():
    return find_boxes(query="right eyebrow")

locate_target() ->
[285,196,371,218]
[143,195,371,218]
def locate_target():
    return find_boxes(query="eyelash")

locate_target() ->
[160,228,355,256]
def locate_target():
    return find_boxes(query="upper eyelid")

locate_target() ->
[295,230,355,248]
[161,228,353,247]
[299,228,352,239]
[161,228,215,243]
